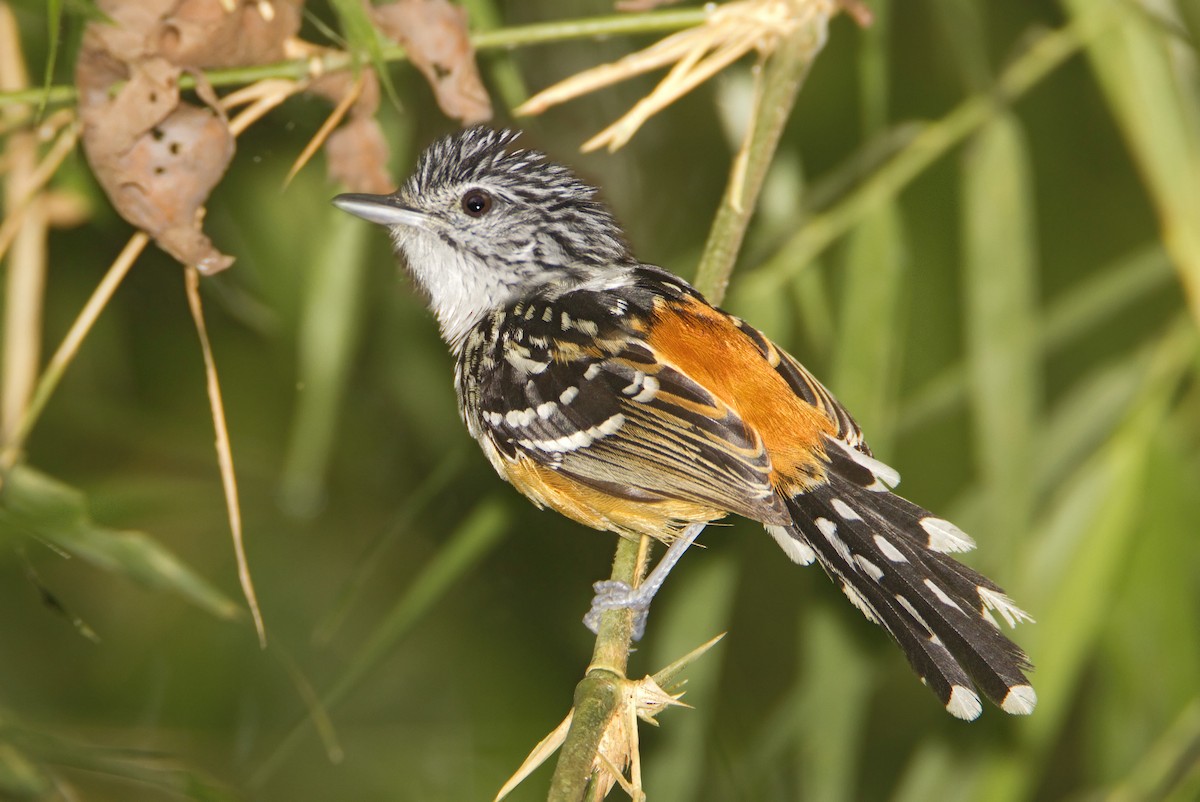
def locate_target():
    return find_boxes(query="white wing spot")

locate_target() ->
[978,587,1035,628]
[920,517,976,553]
[946,685,982,721]
[584,364,602,380]
[765,524,816,565]
[542,306,554,322]
[525,413,625,453]
[873,534,908,563]
[830,498,862,521]
[924,579,964,613]
[559,386,579,405]
[631,375,659,403]
[1001,684,1037,715]
[536,402,556,419]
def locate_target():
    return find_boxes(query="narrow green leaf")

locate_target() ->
[37,0,63,119]
[251,495,510,787]
[1061,0,1200,325]
[278,209,370,518]
[0,465,240,621]
[460,0,528,110]
[328,0,401,110]
[0,741,51,800]
[795,608,876,802]
[830,204,905,448]
[1042,243,1173,352]
[960,113,1040,561]
[644,553,738,802]
[973,320,1196,802]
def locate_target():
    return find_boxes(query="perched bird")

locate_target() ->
[333,127,1035,720]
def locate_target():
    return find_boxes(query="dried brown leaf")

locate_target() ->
[74,1,308,274]
[371,0,492,125]
[324,115,393,194]
[153,0,303,68]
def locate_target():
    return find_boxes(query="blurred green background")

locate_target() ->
[2,0,1200,800]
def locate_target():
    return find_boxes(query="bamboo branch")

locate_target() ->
[0,8,710,112]
[545,6,837,799]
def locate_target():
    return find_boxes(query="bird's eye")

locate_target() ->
[461,189,493,217]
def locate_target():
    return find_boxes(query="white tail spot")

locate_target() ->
[816,517,852,564]
[830,439,901,491]
[924,579,965,613]
[765,525,816,565]
[979,587,1035,628]
[946,685,982,721]
[830,498,862,521]
[894,594,935,637]
[920,517,976,553]
[873,534,908,563]
[841,581,879,624]
[1001,684,1037,715]
[853,554,884,581]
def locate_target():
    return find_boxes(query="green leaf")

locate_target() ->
[961,113,1040,560]
[1061,0,1200,325]
[0,465,240,621]
[278,209,370,518]
[644,553,738,802]
[328,0,401,110]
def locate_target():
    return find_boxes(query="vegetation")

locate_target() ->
[1,0,1198,799]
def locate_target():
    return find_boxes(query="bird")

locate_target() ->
[332,126,1036,721]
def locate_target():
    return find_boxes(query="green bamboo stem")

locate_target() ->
[545,8,836,800]
[745,7,1113,293]
[0,8,710,111]
[692,10,831,303]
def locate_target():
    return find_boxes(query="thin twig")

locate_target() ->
[0,8,712,113]
[184,266,267,647]
[693,2,833,301]
[545,7,836,799]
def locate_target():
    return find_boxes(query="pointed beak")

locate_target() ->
[332,193,429,229]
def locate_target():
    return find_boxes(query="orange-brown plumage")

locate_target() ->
[646,297,835,494]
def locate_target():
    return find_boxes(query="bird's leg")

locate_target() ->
[583,523,706,640]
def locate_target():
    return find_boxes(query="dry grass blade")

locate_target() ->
[184,266,266,647]
[517,0,840,152]
[495,712,574,801]
[224,78,306,137]
[0,232,148,473]
[0,118,79,264]
[283,72,361,187]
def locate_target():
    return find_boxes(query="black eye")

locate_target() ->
[461,189,493,217]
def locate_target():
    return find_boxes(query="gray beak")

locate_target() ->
[332,193,429,229]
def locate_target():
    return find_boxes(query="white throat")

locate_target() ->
[393,229,512,351]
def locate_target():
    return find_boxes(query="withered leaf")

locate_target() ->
[371,0,492,125]
[75,1,307,274]
[153,0,303,69]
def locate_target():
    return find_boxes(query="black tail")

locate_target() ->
[769,442,1035,720]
